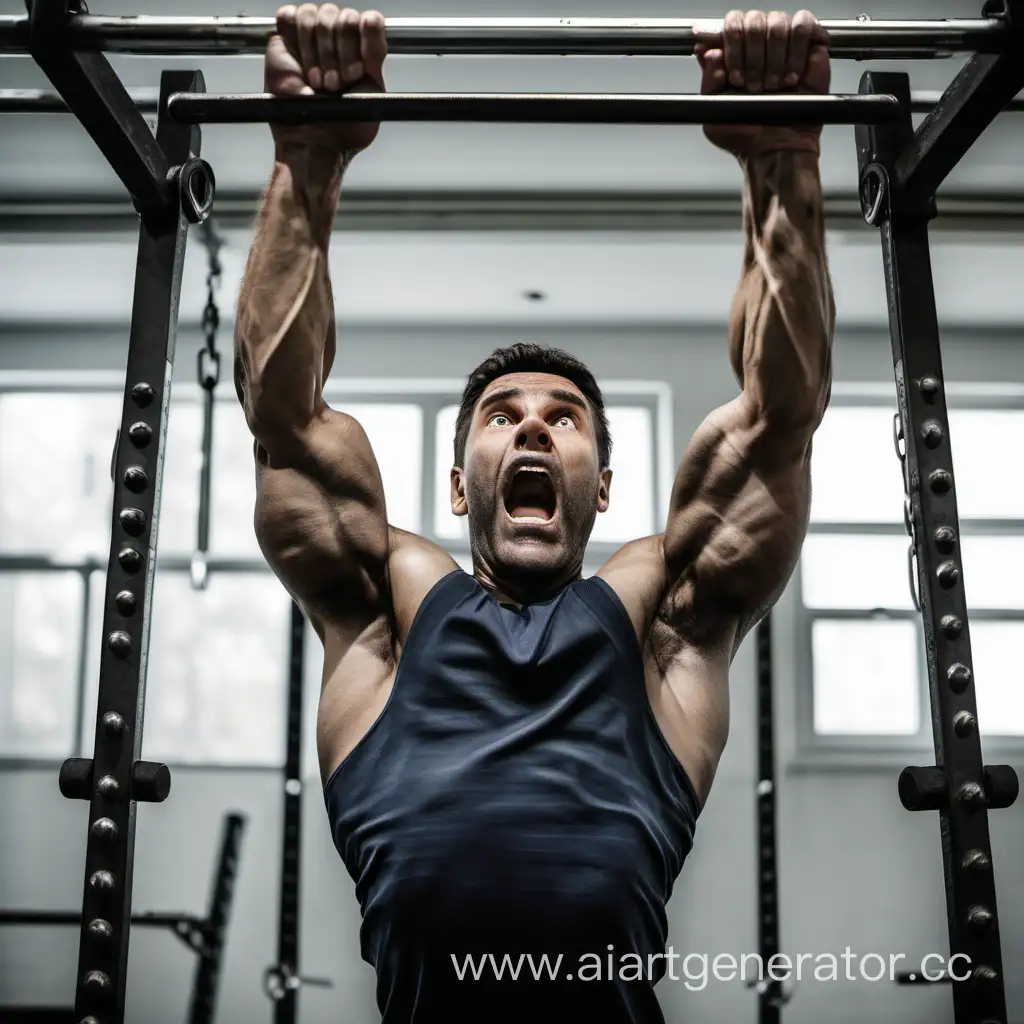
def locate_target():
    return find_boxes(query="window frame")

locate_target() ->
[0,372,672,769]
[797,382,1024,767]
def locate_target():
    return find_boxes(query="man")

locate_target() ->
[235,7,834,1022]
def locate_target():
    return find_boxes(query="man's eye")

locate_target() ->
[490,414,510,427]
[555,415,576,428]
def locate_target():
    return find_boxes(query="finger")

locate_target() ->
[699,48,728,94]
[315,4,341,91]
[265,34,313,95]
[743,10,767,93]
[337,7,363,84]
[764,11,789,91]
[275,5,300,58]
[723,10,745,88]
[801,42,831,94]
[695,41,709,69]
[295,4,320,88]
[360,10,388,87]
[692,19,724,47]
[786,9,814,86]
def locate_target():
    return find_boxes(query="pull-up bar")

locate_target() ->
[164,91,902,126]
[0,14,1011,58]
[4,87,1023,118]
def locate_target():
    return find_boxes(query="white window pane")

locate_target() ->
[589,406,655,545]
[972,622,1024,736]
[303,619,325,780]
[810,407,904,524]
[0,392,119,557]
[949,411,1024,519]
[83,571,290,764]
[0,572,80,756]
[344,403,422,534]
[435,404,468,543]
[812,619,920,735]
[211,400,261,557]
[801,534,915,611]
[434,404,655,545]
[157,401,202,555]
[960,535,1024,610]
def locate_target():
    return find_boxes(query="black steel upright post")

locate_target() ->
[269,602,307,1024]
[755,613,781,1024]
[49,67,214,1024]
[856,70,1018,1024]
[188,813,248,1024]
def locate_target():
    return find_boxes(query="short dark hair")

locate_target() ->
[453,343,611,469]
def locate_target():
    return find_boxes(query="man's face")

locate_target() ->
[450,372,612,587]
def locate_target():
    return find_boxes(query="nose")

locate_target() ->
[515,416,551,452]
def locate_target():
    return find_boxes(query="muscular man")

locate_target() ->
[235,8,833,1021]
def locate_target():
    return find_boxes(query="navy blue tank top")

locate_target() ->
[324,570,700,1023]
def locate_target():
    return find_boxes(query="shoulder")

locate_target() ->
[386,528,461,644]
[595,535,669,646]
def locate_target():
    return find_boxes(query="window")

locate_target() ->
[81,571,292,765]
[0,572,83,757]
[0,377,669,768]
[802,396,1024,750]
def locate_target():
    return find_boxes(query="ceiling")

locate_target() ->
[0,228,1022,328]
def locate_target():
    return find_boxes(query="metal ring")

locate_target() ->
[907,542,922,612]
[176,157,216,224]
[892,411,906,463]
[859,162,889,227]
[198,347,221,389]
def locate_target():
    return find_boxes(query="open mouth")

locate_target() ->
[503,467,558,524]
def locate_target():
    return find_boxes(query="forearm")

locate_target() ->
[234,144,346,438]
[728,149,835,437]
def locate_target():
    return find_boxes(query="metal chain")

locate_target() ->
[893,411,922,612]
[191,218,225,591]
[198,218,223,393]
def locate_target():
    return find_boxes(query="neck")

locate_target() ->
[473,563,582,607]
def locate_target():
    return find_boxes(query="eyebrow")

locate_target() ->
[479,385,589,414]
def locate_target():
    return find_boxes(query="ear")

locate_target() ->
[596,468,612,514]
[450,467,468,517]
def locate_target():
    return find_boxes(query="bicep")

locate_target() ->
[254,407,390,616]
[662,396,810,645]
